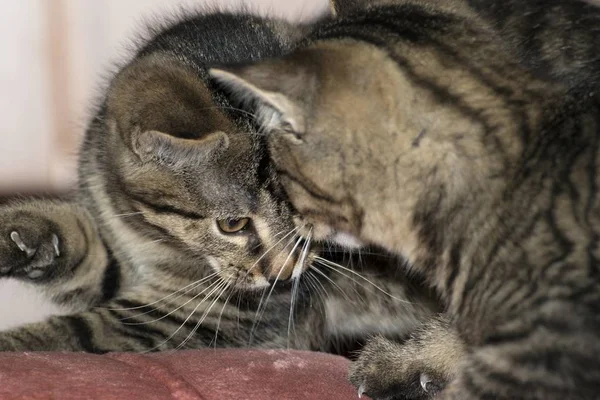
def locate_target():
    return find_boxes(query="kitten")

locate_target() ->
[0,8,437,354]
[210,0,600,398]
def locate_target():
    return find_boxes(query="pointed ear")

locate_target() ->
[209,58,318,137]
[132,129,228,166]
[107,54,233,164]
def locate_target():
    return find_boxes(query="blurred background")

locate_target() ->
[0,0,329,195]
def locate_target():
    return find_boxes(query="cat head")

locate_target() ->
[84,53,316,290]
[208,30,518,250]
[208,41,408,245]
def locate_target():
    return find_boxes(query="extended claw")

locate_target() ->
[52,234,60,257]
[358,384,365,398]
[10,231,36,258]
[420,373,432,393]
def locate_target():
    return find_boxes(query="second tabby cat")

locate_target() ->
[210,0,600,398]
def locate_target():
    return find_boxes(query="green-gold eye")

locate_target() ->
[217,218,251,234]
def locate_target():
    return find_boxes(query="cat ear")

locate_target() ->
[107,54,233,164]
[209,59,318,137]
[132,129,229,165]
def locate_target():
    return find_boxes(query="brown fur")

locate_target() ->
[211,0,600,398]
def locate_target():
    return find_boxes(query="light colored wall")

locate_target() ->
[0,0,329,192]
[0,1,53,191]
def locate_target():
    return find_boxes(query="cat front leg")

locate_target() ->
[0,203,62,280]
[0,307,138,352]
[0,294,265,352]
[349,316,466,400]
[0,200,112,310]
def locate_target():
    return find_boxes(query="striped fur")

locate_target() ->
[211,0,600,398]
[0,8,437,355]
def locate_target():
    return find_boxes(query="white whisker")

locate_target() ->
[305,270,330,305]
[292,226,312,280]
[309,266,356,303]
[249,231,303,343]
[176,279,231,350]
[314,256,414,304]
[244,226,301,279]
[102,271,221,312]
[287,275,301,349]
[211,282,236,348]
[286,227,313,348]
[143,277,227,353]
[121,277,223,325]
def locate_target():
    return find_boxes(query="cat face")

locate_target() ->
[86,54,315,290]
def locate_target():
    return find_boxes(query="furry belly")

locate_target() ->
[0,279,72,332]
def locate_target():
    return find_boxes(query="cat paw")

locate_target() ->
[0,216,63,280]
[349,318,465,400]
[349,336,442,400]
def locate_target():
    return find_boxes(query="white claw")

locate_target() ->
[10,231,35,257]
[358,384,365,398]
[52,234,60,257]
[420,373,432,393]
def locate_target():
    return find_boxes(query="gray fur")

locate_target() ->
[211,0,600,398]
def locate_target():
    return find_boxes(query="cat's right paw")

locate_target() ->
[0,214,63,281]
[349,318,465,400]
[349,335,441,400]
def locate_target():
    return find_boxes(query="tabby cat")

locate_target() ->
[0,8,436,355]
[210,0,600,398]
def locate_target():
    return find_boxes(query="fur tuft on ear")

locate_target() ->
[209,58,318,137]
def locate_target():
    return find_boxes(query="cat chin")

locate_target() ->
[249,276,271,290]
[330,232,365,249]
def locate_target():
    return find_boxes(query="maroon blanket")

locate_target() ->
[0,349,366,399]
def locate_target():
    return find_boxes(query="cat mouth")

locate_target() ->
[207,244,317,291]
[287,244,316,281]
[266,239,316,284]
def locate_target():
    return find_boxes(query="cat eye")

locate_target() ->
[217,217,251,234]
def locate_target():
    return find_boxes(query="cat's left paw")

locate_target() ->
[349,336,442,400]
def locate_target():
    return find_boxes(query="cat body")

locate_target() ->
[0,8,436,354]
[212,0,600,398]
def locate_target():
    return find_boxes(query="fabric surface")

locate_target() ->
[0,349,366,399]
